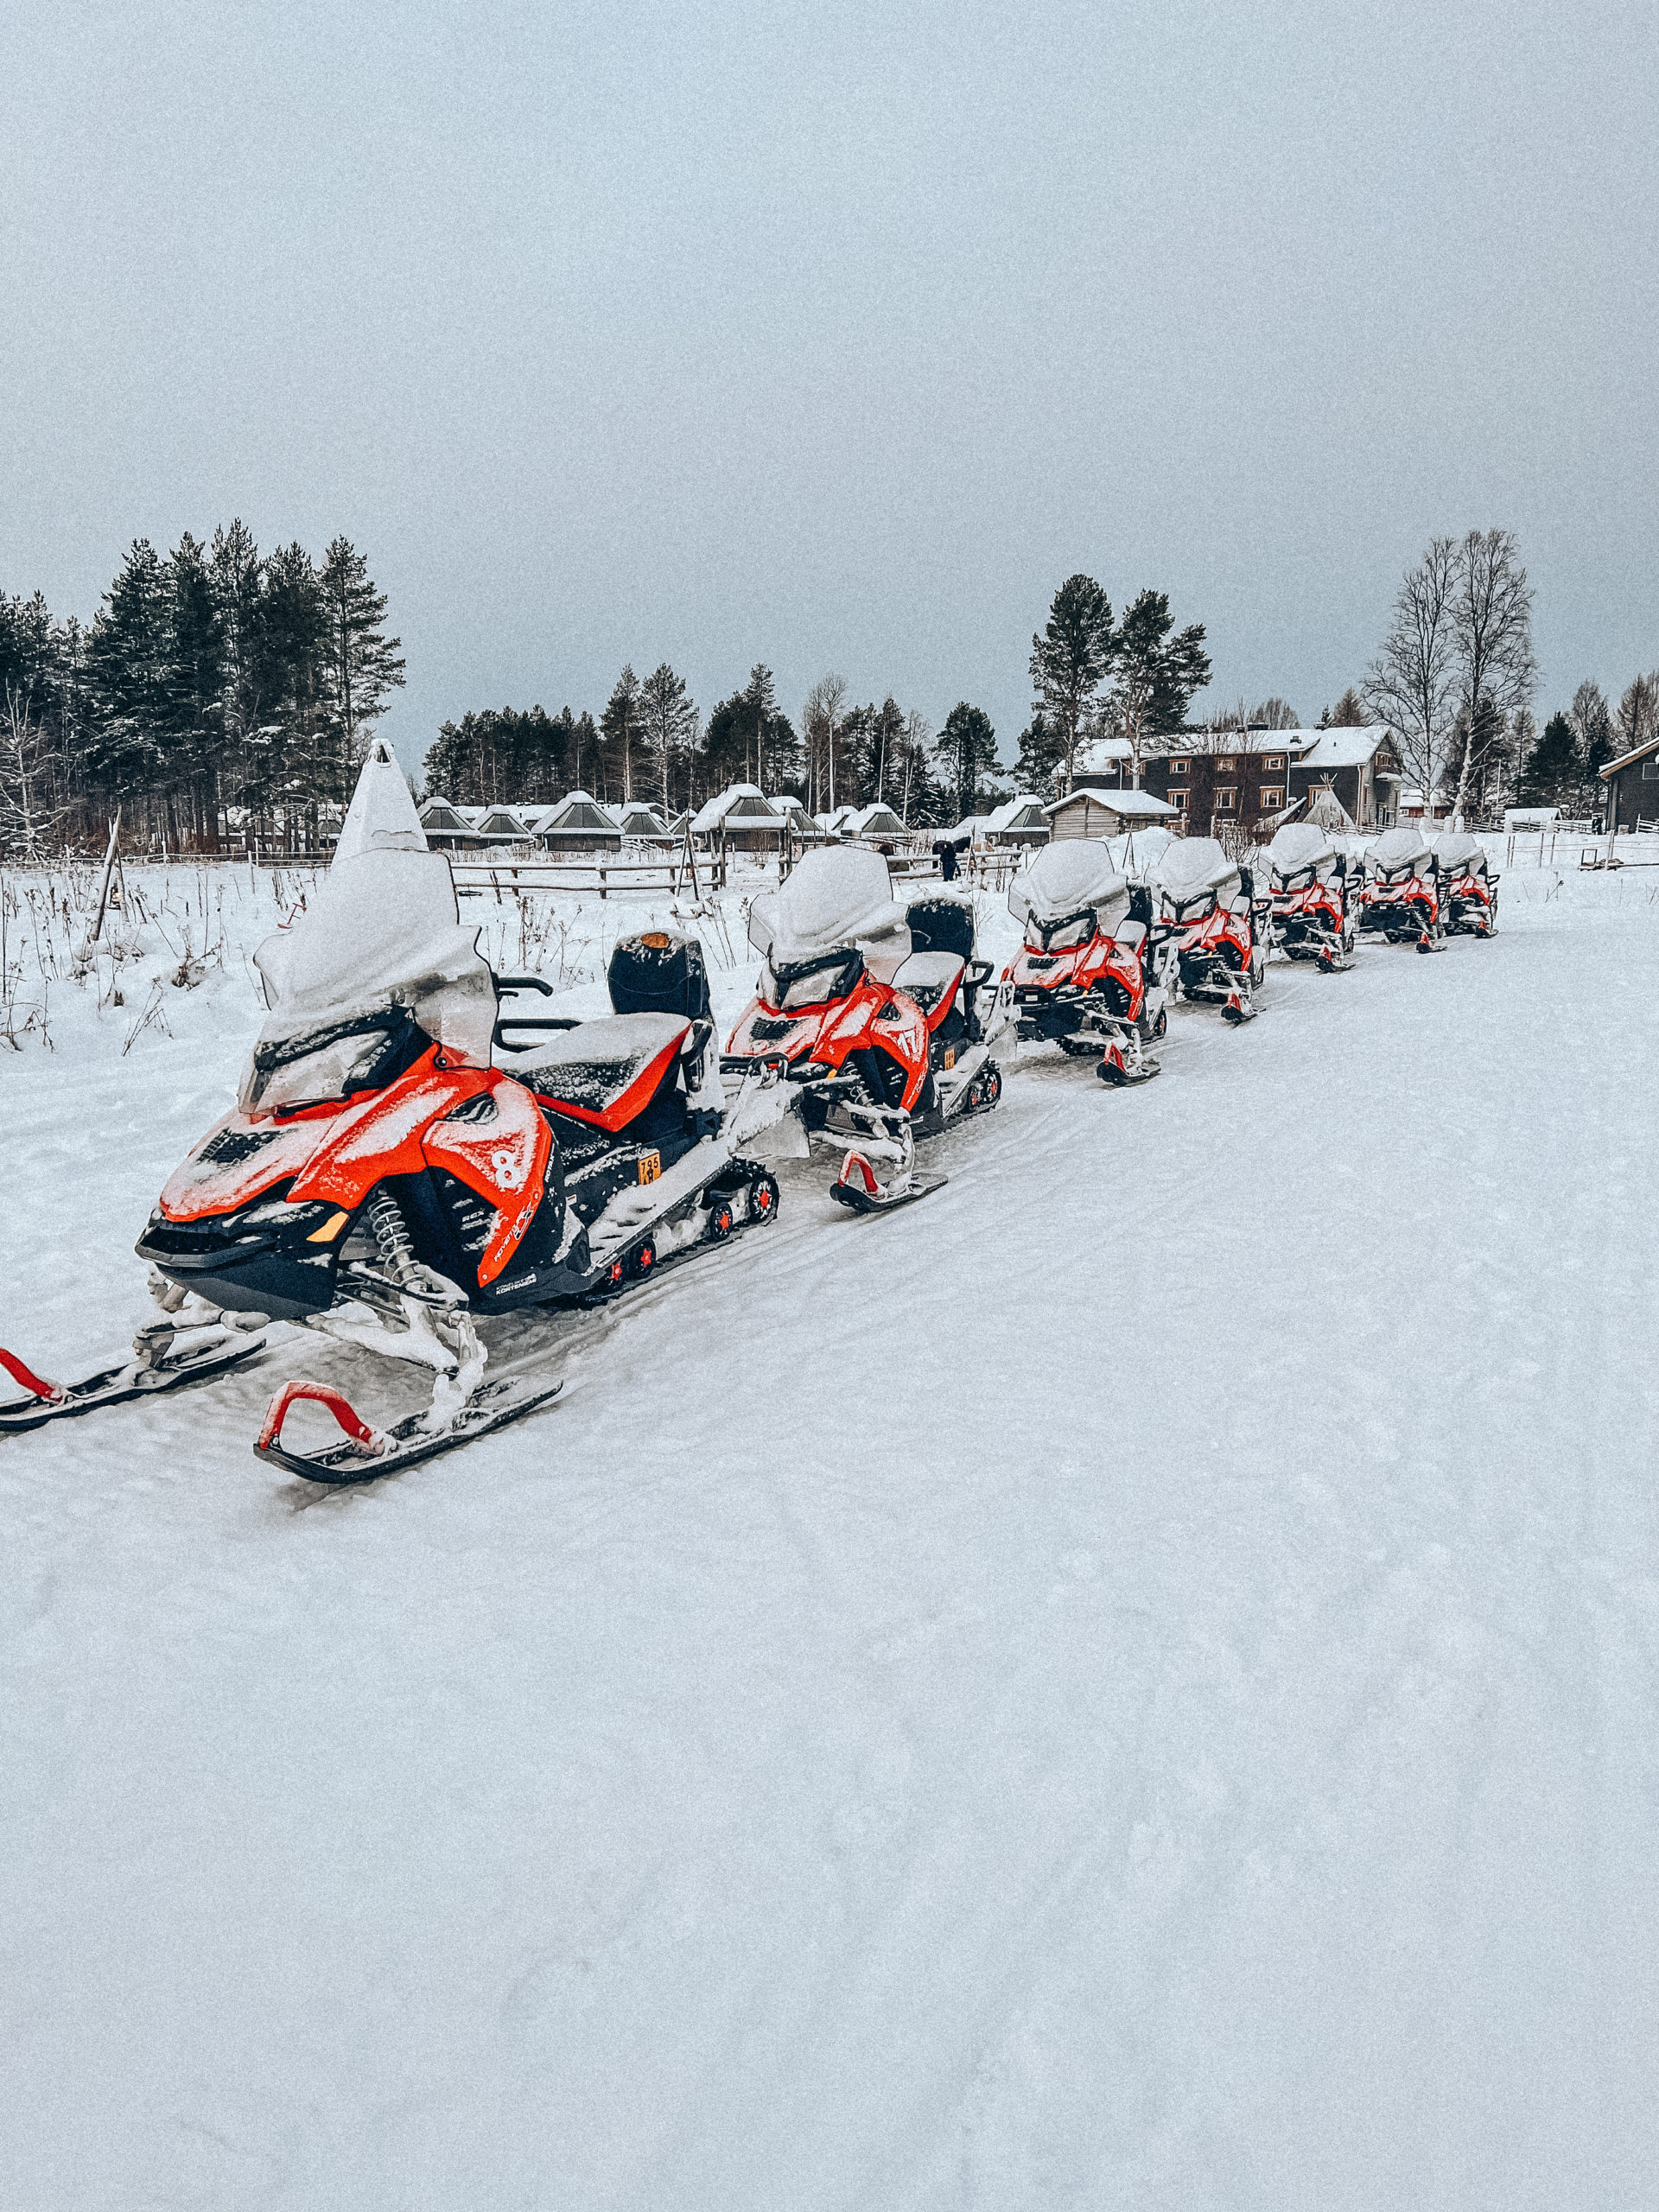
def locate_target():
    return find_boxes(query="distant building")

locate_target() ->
[1043,787,1177,842]
[844,801,907,842]
[984,794,1052,847]
[1599,732,1659,835]
[1079,728,1402,838]
[417,796,481,849]
[532,791,623,856]
[690,784,785,852]
[615,801,674,843]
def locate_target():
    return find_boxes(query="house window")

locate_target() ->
[1215,787,1236,811]
[1261,786,1284,810]
[1172,789,1189,811]
[1215,757,1236,772]
[1169,758,1189,777]
[1262,754,1285,771]
[1643,757,1659,779]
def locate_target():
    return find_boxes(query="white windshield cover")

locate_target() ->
[1370,825,1432,874]
[757,846,912,980]
[250,848,495,1083]
[1017,839,1128,922]
[1268,823,1337,880]
[1433,832,1485,874]
[1155,836,1241,902]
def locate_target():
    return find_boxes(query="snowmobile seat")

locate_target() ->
[904,895,976,963]
[514,1012,693,1131]
[893,950,968,1023]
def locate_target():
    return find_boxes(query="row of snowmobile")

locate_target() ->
[0,747,1498,1484]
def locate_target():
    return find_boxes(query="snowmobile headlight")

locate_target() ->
[236,1198,339,1236]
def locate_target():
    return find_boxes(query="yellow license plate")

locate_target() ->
[638,1152,661,1185]
[944,1046,956,1069]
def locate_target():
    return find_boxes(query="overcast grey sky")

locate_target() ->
[3,1,1656,774]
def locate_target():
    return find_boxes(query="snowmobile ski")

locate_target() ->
[829,1155,949,1214]
[253,1372,564,1485]
[0,1333,270,1435]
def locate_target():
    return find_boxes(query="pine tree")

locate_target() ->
[87,540,175,805]
[934,702,999,819]
[1014,711,1064,797]
[1030,575,1116,792]
[318,537,405,795]
[1522,712,1575,805]
[600,665,642,803]
[638,664,697,814]
[1109,588,1212,781]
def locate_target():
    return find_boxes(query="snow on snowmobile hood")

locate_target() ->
[1370,825,1433,874]
[1268,823,1338,881]
[1432,832,1486,874]
[333,739,428,864]
[750,847,912,980]
[1154,836,1241,902]
[247,848,495,1110]
[1010,840,1128,925]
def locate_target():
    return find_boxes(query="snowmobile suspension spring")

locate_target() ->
[365,1185,420,1287]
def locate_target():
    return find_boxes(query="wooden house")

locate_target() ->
[1043,787,1177,841]
[1599,733,1659,836]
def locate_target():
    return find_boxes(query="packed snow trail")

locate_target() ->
[3,868,1657,2209]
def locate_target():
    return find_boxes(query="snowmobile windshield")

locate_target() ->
[1025,909,1095,953]
[760,945,865,1014]
[239,1005,428,1115]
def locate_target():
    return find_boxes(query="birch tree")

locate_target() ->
[1364,537,1459,809]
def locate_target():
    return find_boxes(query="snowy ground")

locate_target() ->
[3,852,1658,2209]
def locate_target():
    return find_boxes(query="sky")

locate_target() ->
[3,0,1656,779]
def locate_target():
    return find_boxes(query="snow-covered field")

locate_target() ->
[3,852,1657,2209]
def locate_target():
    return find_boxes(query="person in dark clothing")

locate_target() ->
[935,838,959,882]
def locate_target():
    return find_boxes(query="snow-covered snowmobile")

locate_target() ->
[1266,822,1360,969]
[2,747,780,1480]
[1431,832,1499,937]
[1151,836,1268,1022]
[1004,839,1166,1084]
[1359,824,1446,951]
[722,846,1002,1212]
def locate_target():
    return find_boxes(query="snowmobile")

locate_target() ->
[1431,832,1499,937]
[721,845,1002,1212]
[1151,836,1268,1022]
[1359,824,1446,950]
[1266,822,1360,969]
[2,747,780,1481]
[1004,839,1166,1084]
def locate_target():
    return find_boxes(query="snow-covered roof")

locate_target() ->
[986,794,1050,834]
[691,783,785,833]
[938,814,988,843]
[1296,728,1395,771]
[1600,733,1659,780]
[770,793,812,823]
[846,802,906,837]
[474,806,529,836]
[1044,787,1176,821]
[535,790,621,834]
[616,801,671,836]
[416,797,467,832]
[1160,732,1316,760]
[1071,734,1135,773]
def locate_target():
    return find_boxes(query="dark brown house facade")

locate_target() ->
[1074,728,1402,840]
[1599,734,1659,835]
